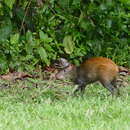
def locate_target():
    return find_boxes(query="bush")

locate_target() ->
[0,0,129,74]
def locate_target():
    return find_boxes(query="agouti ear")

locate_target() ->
[58,58,70,68]
[54,58,70,69]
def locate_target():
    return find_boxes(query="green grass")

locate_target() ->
[0,77,129,130]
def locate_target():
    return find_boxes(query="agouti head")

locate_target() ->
[56,57,120,97]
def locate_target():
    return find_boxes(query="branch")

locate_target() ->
[46,0,57,15]
[19,0,32,34]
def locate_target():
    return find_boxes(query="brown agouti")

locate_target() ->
[56,57,120,97]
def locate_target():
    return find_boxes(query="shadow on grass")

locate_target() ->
[0,76,129,103]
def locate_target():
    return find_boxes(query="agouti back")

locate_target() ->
[56,57,120,97]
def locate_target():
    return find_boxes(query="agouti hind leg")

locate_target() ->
[101,81,114,97]
[112,80,120,95]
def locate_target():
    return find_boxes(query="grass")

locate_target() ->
[0,77,129,130]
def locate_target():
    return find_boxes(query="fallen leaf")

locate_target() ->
[1,71,32,81]
[119,66,128,73]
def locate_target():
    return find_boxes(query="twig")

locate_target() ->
[19,0,32,34]
[46,0,57,15]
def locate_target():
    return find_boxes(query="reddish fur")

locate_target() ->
[79,57,119,83]
[73,57,120,97]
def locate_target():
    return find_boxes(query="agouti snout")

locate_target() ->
[56,57,120,97]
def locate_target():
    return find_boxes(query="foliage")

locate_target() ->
[0,0,129,73]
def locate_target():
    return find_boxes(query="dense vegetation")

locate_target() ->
[0,0,129,74]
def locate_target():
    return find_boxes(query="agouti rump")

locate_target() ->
[56,57,120,97]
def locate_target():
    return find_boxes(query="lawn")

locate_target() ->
[0,76,129,130]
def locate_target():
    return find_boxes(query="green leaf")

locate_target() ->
[58,0,70,8]
[21,55,34,61]
[38,47,50,66]
[39,30,48,41]
[0,25,12,42]
[107,19,112,28]
[73,0,80,5]
[4,0,16,9]
[39,30,53,43]
[78,11,84,23]
[26,31,33,43]
[100,4,107,10]
[10,33,19,44]
[25,31,34,54]
[25,44,33,54]
[106,0,112,6]
[63,35,75,54]
[74,59,80,66]
[44,44,54,52]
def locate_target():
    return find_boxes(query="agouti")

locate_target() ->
[56,57,120,97]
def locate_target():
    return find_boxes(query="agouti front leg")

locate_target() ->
[73,85,81,96]
[74,85,86,97]
[81,86,86,97]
